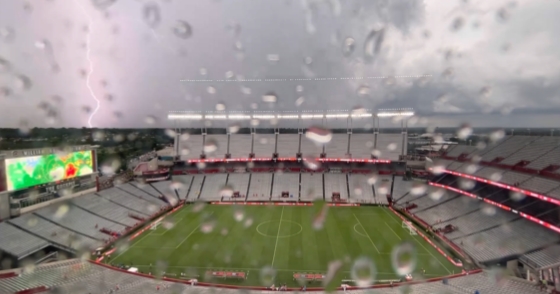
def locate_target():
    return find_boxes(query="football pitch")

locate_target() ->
[107,204,457,287]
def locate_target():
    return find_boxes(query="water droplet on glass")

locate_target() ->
[241,86,251,95]
[143,2,161,28]
[250,103,258,110]
[144,115,157,125]
[458,178,475,190]
[244,218,253,228]
[207,86,216,94]
[496,8,510,22]
[371,149,382,158]
[479,86,492,98]
[303,157,321,170]
[225,71,234,79]
[342,37,355,57]
[0,86,12,98]
[509,191,525,202]
[200,220,216,233]
[199,68,207,75]
[457,123,473,140]
[451,17,465,31]
[172,20,192,39]
[357,85,371,97]
[295,96,305,106]
[0,26,14,42]
[0,57,11,73]
[215,102,226,111]
[260,266,276,285]
[367,174,378,185]
[296,85,304,92]
[304,56,313,65]
[228,123,240,134]
[410,183,427,196]
[219,185,234,197]
[267,54,280,62]
[203,139,218,153]
[323,260,343,288]
[364,28,384,61]
[387,143,397,151]
[481,204,496,216]
[429,188,445,201]
[350,257,377,287]
[391,242,417,276]
[54,204,69,220]
[250,119,260,126]
[442,68,454,79]
[233,210,245,222]
[262,92,277,103]
[305,126,332,144]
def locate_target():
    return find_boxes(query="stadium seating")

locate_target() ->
[186,175,205,200]
[374,176,392,204]
[300,134,323,156]
[204,134,228,158]
[97,188,159,216]
[347,174,374,203]
[0,259,545,294]
[391,177,413,202]
[518,176,560,194]
[325,134,348,157]
[226,173,250,201]
[300,173,323,201]
[376,133,403,161]
[199,174,228,201]
[500,136,560,165]
[276,134,299,157]
[478,136,535,162]
[0,222,49,259]
[349,134,375,158]
[271,173,299,201]
[526,145,560,170]
[324,173,349,201]
[414,195,478,225]
[520,244,560,270]
[445,145,477,157]
[8,214,101,251]
[170,175,193,198]
[229,134,252,158]
[252,134,276,157]
[247,173,273,200]
[116,184,167,206]
[178,134,203,160]
[71,195,139,227]
[499,171,532,186]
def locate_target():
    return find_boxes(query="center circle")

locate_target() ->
[256,220,303,238]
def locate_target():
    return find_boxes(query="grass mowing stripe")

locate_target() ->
[384,222,402,240]
[271,206,285,266]
[352,213,380,254]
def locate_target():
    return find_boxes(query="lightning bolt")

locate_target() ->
[76,1,100,128]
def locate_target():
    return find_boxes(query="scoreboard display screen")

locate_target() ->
[5,150,93,192]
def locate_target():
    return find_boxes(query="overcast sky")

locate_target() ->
[0,0,559,129]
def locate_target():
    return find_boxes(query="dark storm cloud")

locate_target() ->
[0,0,559,129]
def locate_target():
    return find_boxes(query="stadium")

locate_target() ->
[1,0,560,293]
[0,109,559,294]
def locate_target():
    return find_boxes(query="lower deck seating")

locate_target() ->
[347,174,374,203]
[0,223,49,258]
[300,173,323,201]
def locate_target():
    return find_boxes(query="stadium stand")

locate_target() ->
[445,145,477,158]
[8,214,101,250]
[199,174,227,201]
[271,173,299,201]
[526,146,560,170]
[478,136,535,162]
[0,222,49,259]
[473,167,505,180]
[71,195,139,227]
[414,195,478,225]
[116,184,166,207]
[349,134,375,158]
[97,189,158,216]
[391,177,413,202]
[186,175,204,200]
[225,173,250,201]
[376,133,403,161]
[0,260,545,294]
[301,135,323,156]
[171,175,193,199]
[252,134,276,157]
[498,171,532,186]
[150,180,179,201]
[300,173,323,201]
[276,134,299,157]
[247,173,273,200]
[34,205,127,240]
[500,136,560,165]
[325,134,348,157]
[518,176,560,194]
[204,134,228,158]
[347,174,374,203]
[520,244,560,270]
[229,134,252,158]
[178,134,203,160]
[374,176,392,204]
[324,173,349,201]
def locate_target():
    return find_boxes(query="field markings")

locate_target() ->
[110,229,155,263]
[352,213,380,254]
[381,209,452,274]
[271,206,285,266]
[384,222,402,240]
[175,224,202,249]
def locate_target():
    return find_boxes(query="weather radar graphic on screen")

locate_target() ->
[5,151,93,191]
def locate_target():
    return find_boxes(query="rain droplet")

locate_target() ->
[367,174,378,185]
[304,56,313,65]
[0,86,12,97]
[296,85,304,92]
[199,68,207,75]
[496,8,510,22]
[303,157,321,170]
[54,204,69,220]
[0,57,12,73]
[429,188,445,201]
[357,85,371,97]
[180,133,190,141]
[442,68,454,79]
[203,139,218,153]
[410,183,427,196]
[364,28,384,61]
[243,218,253,227]
[250,103,258,110]
[451,17,465,31]
[262,92,277,103]
[241,86,251,95]
[458,178,475,190]
[144,115,157,125]
[0,26,14,42]
[509,191,525,202]
[295,96,305,106]
[143,2,161,28]
[250,119,260,126]
[267,54,280,62]
[371,149,382,158]
[391,242,417,276]
[207,86,216,94]
[260,266,276,285]
[481,204,496,216]
[172,20,192,39]
[305,126,332,144]
[219,185,234,197]
[200,221,216,233]
[350,257,376,287]
[225,71,234,79]
[387,143,397,151]
[215,102,226,111]
[457,123,473,140]
[479,86,492,98]
[342,37,355,57]
[233,210,245,222]
[228,123,240,134]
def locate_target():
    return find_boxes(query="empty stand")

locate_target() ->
[247,173,273,200]
[117,184,166,206]
[271,173,299,201]
[72,195,139,226]
[186,175,205,200]
[518,176,560,194]
[276,134,299,157]
[178,134,203,159]
[199,174,228,201]
[446,145,477,157]
[347,174,374,202]
[349,134,374,158]
[300,173,323,201]
[374,176,393,204]
[97,189,158,216]
[171,175,193,198]
[479,136,534,162]
[226,173,250,201]
[229,134,252,158]
[252,134,276,157]
[204,134,228,158]
[501,136,560,165]
[376,133,403,161]
[526,145,560,170]
[499,171,532,185]
[325,134,348,157]
[324,173,348,201]
[0,222,49,258]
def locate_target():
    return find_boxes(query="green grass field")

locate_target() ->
[106,204,458,287]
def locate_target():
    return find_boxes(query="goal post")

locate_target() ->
[401,221,417,235]
[151,221,161,230]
